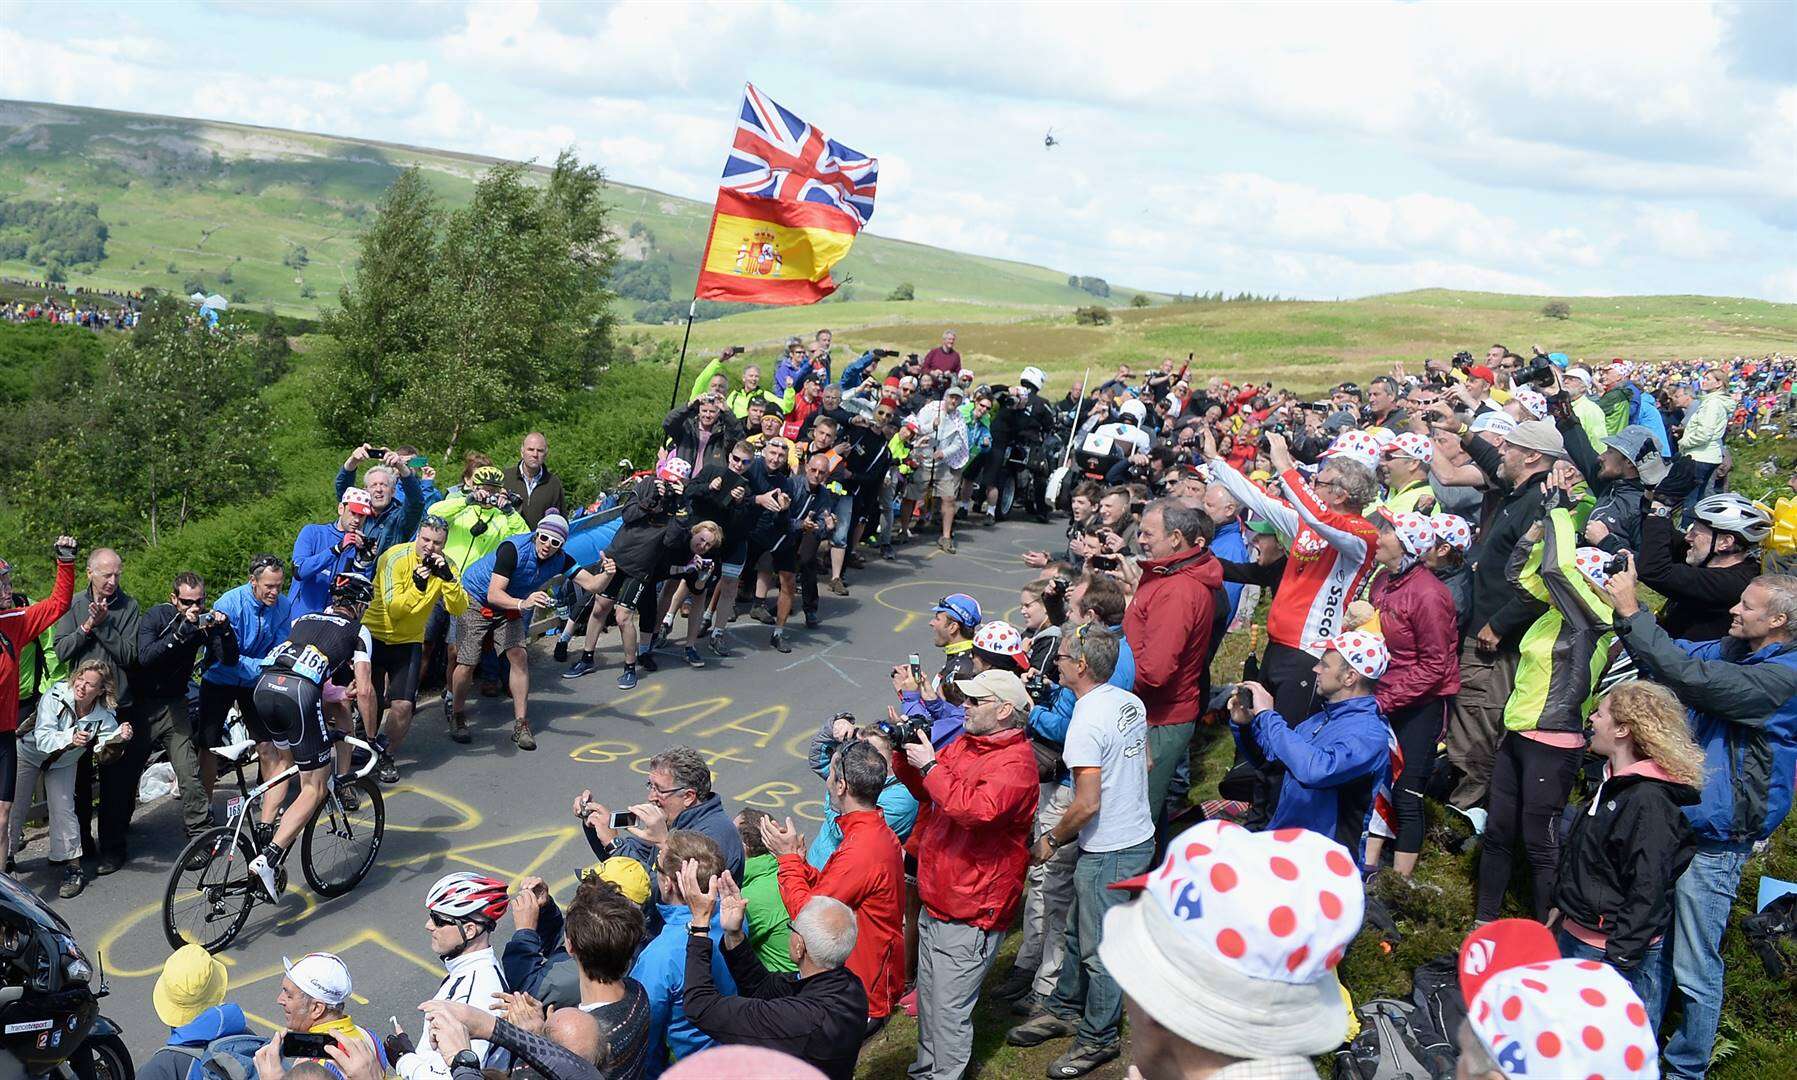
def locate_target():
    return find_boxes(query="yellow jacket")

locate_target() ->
[365,542,469,644]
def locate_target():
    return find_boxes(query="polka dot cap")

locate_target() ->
[1323,430,1381,469]
[1574,546,1615,587]
[1384,431,1434,465]
[1368,428,1397,449]
[1133,819,1364,985]
[1304,630,1390,681]
[1469,959,1657,1079]
[1513,387,1548,420]
[657,457,692,482]
[971,620,1031,670]
[1431,514,1474,553]
[1381,511,1437,558]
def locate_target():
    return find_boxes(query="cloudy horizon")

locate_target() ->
[3,0,1792,302]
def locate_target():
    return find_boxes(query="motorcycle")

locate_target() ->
[995,431,1060,521]
[0,874,130,1080]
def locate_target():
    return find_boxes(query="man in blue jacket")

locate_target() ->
[198,556,293,795]
[1604,564,1797,1080]
[289,488,377,619]
[1231,630,1391,868]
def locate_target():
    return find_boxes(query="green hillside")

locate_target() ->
[0,100,1152,318]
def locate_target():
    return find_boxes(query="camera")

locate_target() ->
[875,712,931,746]
[1451,351,1474,369]
[1233,685,1253,712]
[1025,671,1058,707]
[1603,551,1631,577]
[1514,358,1559,389]
[874,348,900,359]
[365,445,391,458]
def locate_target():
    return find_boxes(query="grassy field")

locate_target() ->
[0,100,1155,318]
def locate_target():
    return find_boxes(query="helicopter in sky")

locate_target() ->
[1043,127,1059,149]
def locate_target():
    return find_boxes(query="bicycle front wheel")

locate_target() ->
[163,827,259,952]
[301,778,384,897]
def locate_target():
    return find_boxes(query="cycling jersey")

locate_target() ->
[1209,461,1378,651]
[396,947,508,1080]
[265,612,369,687]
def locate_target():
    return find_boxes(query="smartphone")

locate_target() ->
[407,454,429,469]
[281,1032,336,1059]
[609,810,638,830]
[907,652,923,687]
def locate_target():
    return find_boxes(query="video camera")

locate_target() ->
[1451,350,1475,370]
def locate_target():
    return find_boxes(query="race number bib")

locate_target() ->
[290,644,330,684]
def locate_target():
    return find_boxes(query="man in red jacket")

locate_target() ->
[1123,499,1225,825]
[0,536,78,863]
[892,668,1038,1080]
[767,739,905,1030]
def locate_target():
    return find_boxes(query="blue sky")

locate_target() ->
[3,0,1793,300]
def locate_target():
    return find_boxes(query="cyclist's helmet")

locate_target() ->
[1691,493,1772,544]
[330,572,375,607]
[1019,366,1047,392]
[426,871,510,928]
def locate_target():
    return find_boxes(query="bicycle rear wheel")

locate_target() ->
[163,827,259,952]
[301,777,384,897]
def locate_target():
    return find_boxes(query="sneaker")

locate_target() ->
[1005,1012,1076,1048]
[771,632,792,654]
[58,865,85,899]
[899,988,918,1018]
[616,667,638,690]
[638,651,659,673]
[552,637,569,662]
[248,851,282,901]
[827,577,849,596]
[1047,1042,1120,1078]
[512,723,537,752]
[449,713,472,745]
[880,544,896,560]
[377,752,400,785]
[708,629,731,657]
[1010,991,1046,1017]
[562,659,595,680]
[937,537,957,554]
[684,647,705,669]
[751,605,776,625]
[983,509,998,526]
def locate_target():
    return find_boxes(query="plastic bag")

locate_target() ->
[138,761,178,804]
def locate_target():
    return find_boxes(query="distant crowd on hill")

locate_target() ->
[1,281,141,330]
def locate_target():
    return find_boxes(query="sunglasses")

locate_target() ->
[249,555,283,576]
[174,596,206,607]
[536,534,564,549]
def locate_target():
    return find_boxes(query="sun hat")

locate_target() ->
[1430,514,1474,552]
[1503,419,1566,459]
[952,668,1033,713]
[1384,432,1433,465]
[471,465,506,488]
[536,511,570,543]
[1468,411,1518,437]
[153,943,228,1027]
[1304,630,1390,680]
[971,621,1031,671]
[587,855,652,905]
[1602,425,1669,485]
[1458,920,1657,1079]
[930,592,982,629]
[1511,387,1547,420]
[1375,510,1436,558]
[1099,820,1363,1059]
[340,487,375,516]
[282,952,351,1006]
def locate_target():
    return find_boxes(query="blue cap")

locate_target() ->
[931,593,982,628]
[1547,352,1569,367]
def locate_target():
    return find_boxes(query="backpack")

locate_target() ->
[155,1034,265,1080]
[1742,893,1797,980]
[1333,999,1456,1080]
[1409,956,1468,1056]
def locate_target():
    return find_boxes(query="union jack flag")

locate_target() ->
[720,83,878,230]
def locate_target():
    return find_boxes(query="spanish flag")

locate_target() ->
[695,84,879,306]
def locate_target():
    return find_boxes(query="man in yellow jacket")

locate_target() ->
[363,515,469,782]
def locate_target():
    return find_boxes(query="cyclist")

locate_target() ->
[246,572,376,902]
[1636,491,1769,641]
[392,872,511,1080]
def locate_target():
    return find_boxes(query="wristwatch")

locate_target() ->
[451,1051,481,1072]
[1044,833,1065,850]
[690,924,711,938]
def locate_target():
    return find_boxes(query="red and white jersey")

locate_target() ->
[1209,461,1379,651]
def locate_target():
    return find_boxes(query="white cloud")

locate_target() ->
[1632,206,1736,261]
[1763,268,1797,304]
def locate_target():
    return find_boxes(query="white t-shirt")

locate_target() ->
[1063,682,1154,852]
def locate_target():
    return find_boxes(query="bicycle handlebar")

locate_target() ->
[333,733,380,782]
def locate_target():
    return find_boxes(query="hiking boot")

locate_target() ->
[552,637,569,662]
[827,577,849,596]
[771,631,792,654]
[1010,991,1047,1017]
[616,667,638,690]
[937,536,956,554]
[512,723,536,752]
[708,629,731,657]
[751,605,776,625]
[684,647,705,669]
[377,752,400,785]
[449,712,472,745]
[1006,1012,1076,1048]
[58,864,85,899]
[1047,1042,1119,1078]
[562,658,595,680]
[638,650,659,673]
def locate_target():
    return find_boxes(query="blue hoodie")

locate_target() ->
[141,1004,253,1080]
[630,904,739,1078]
[1240,694,1390,866]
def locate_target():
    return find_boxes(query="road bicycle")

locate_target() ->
[161,730,384,952]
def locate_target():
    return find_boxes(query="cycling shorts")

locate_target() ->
[250,672,333,772]
[370,639,423,705]
[600,571,651,612]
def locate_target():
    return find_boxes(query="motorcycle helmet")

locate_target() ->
[1117,399,1148,424]
[426,871,511,929]
[1019,366,1046,392]
[1691,493,1772,544]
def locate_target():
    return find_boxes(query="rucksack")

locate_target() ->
[1742,893,1797,980]
[1409,956,1468,1056]
[1333,999,1456,1080]
[155,1033,265,1080]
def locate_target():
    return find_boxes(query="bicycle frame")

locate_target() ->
[213,734,379,878]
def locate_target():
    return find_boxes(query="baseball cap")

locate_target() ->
[1468,411,1518,437]
[1574,547,1617,588]
[1304,630,1390,680]
[931,593,982,628]
[587,855,652,906]
[1511,387,1547,420]
[1467,365,1497,383]
[471,465,506,488]
[1384,432,1433,465]
[1609,359,1634,377]
[657,457,692,482]
[1321,430,1380,470]
[1602,425,1669,485]
[282,952,351,1005]
[1563,365,1594,385]
[944,384,966,400]
[340,487,375,516]
[952,668,1033,713]
[971,621,1031,671]
[1503,419,1566,459]
[1459,920,1657,1079]
[1100,821,1363,1059]
[1431,514,1474,553]
[536,512,571,543]
[1373,510,1436,558]
[153,943,228,1027]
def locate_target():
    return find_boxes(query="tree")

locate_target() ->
[887,281,915,301]
[1129,293,1150,308]
[20,297,270,548]
[1542,301,1572,320]
[1074,305,1113,326]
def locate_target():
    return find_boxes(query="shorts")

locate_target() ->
[721,540,750,579]
[600,571,651,612]
[250,672,333,772]
[371,639,423,705]
[767,540,801,575]
[0,731,15,803]
[198,679,260,748]
[454,607,527,666]
[904,463,962,502]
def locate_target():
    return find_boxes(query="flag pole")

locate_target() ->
[1059,365,1090,474]
[668,295,698,410]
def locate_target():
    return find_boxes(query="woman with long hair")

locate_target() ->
[1551,679,1705,1031]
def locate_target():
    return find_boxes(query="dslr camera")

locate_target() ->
[1514,357,1559,389]
[1025,670,1058,708]
[876,711,931,746]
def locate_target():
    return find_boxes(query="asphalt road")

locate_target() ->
[41,517,1062,1061]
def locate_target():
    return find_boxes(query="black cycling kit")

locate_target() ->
[251,611,369,772]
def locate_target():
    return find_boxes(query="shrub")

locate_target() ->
[1542,300,1572,320]
[1073,304,1112,326]
[887,282,915,302]
[1129,293,1150,308]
